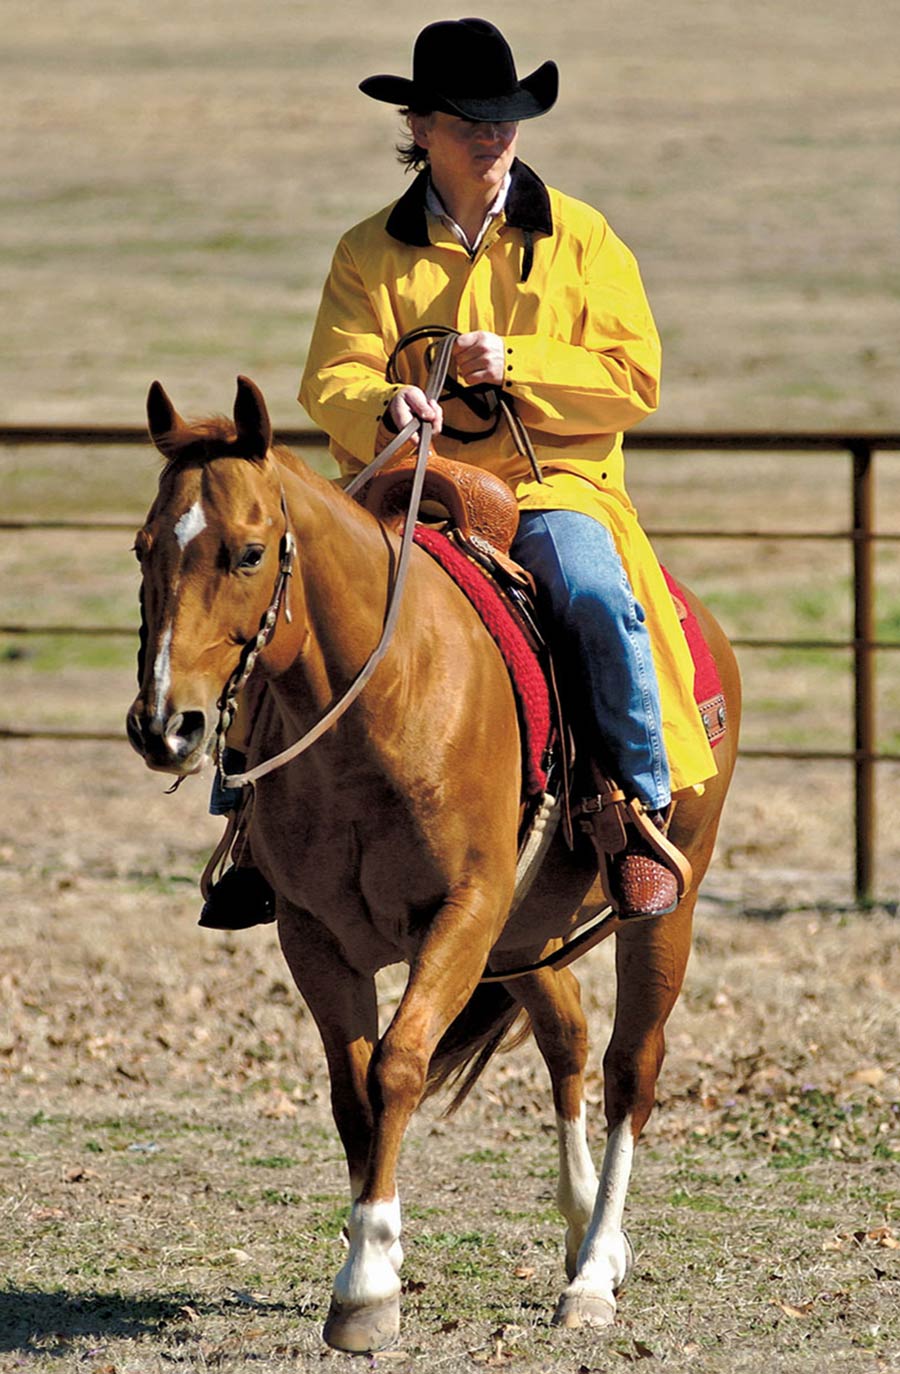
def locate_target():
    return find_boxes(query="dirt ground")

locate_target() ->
[0,740,898,1373]
[1,2,899,1370]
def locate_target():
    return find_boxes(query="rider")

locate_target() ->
[200,17,716,929]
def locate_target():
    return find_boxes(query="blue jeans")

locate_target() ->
[511,509,671,811]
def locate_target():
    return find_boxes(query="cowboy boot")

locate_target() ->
[198,862,276,930]
[198,787,276,931]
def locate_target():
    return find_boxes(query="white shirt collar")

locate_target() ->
[425,172,511,255]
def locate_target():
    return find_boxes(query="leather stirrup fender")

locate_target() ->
[577,767,628,854]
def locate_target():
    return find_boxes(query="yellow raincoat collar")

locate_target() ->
[385,158,553,281]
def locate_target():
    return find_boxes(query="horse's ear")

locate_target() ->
[147,381,187,454]
[233,375,272,461]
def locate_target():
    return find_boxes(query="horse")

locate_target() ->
[126,375,740,1353]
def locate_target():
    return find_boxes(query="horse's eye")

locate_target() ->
[133,531,150,563]
[237,544,265,571]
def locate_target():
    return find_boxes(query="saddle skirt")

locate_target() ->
[413,525,553,798]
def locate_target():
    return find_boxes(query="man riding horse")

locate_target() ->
[201,16,716,929]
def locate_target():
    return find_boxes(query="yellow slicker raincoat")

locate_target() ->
[300,161,715,793]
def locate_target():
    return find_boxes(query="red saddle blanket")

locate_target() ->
[413,528,725,800]
[661,567,727,749]
[414,526,551,797]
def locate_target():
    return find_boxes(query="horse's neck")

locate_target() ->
[266,457,396,714]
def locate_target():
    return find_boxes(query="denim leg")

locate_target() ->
[511,509,671,810]
[208,748,246,815]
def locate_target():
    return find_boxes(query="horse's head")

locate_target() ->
[126,376,292,775]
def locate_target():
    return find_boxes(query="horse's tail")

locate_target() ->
[424,983,531,1115]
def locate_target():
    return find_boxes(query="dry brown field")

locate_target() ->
[1,3,898,1371]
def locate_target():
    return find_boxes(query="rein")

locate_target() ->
[218,330,457,790]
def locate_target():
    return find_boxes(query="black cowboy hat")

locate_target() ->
[359,17,558,122]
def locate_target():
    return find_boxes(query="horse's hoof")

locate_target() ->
[552,1291,616,1329]
[322,1294,401,1353]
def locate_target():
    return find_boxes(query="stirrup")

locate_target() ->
[622,798,693,901]
[577,774,693,916]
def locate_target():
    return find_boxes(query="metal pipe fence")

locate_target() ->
[2,425,898,901]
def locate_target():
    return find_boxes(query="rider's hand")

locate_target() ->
[388,386,443,435]
[455,331,505,386]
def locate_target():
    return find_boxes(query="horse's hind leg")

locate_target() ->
[503,964,599,1280]
[553,893,696,1329]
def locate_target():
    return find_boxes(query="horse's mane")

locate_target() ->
[155,416,312,480]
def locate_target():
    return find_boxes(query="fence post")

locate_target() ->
[851,441,876,903]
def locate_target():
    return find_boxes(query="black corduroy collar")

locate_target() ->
[385,158,553,250]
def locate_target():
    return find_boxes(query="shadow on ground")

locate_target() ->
[0,1287,289,1356]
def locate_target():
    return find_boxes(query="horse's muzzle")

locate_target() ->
[125,701,209,773]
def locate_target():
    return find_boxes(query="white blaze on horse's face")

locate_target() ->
[174,499,207,550]
[150,624,173,725]
[146,500,208,722]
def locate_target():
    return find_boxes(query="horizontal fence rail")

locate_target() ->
[2,425,899,901]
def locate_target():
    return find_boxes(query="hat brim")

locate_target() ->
[359,60,558,122]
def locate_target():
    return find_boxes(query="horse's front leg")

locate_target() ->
[553,894,696,1329]
[276,910,379,1206]
[324,881,509,1354]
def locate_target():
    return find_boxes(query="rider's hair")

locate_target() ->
[396,108,433,172]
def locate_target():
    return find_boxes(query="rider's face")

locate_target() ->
[410,112,519,200]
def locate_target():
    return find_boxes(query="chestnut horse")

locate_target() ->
[127,376,740,1353]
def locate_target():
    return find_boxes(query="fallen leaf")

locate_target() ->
[260,1090,298,1119]
[772,1298,815,1319]
[849,1066,886,1088]
[513,1266,535,1280]
[65,1166,99,1183]
[854,1226,899,1249]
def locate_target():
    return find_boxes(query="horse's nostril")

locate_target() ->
[165,710,207,760]
[126,709,146,755]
